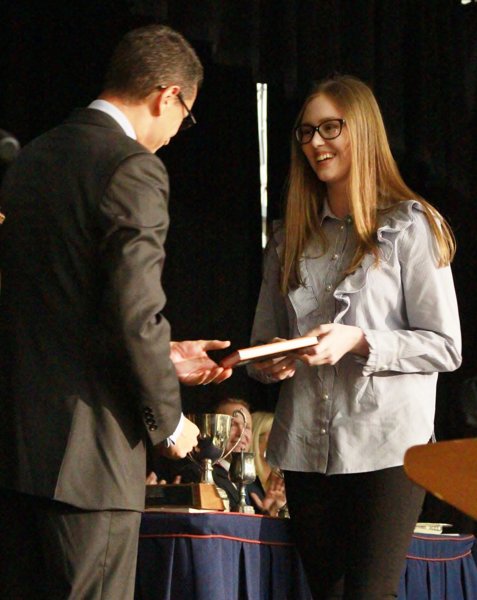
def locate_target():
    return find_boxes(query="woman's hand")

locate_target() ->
[250,338,297,382]
[297,323,369,366]
[146,471,158,485]
[250,470,287,517]
[252,355,297,382]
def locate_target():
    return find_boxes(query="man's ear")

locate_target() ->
[155,85,180,116]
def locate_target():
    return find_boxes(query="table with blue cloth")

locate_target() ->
[399,533,477,600]
[135,511,477,600]
[135,511,312,600]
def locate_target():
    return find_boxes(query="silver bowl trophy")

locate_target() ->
[186,410,248,511]
[146,409,248,511]
[187,409,247,484]
[229,451,257,514]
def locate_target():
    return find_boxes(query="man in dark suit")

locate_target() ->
[0,25,231,599]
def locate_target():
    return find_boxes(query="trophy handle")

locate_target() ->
[221,408,247,462]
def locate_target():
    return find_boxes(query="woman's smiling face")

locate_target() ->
[300,94,351,189]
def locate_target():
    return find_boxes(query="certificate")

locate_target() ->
[219,336,319,368]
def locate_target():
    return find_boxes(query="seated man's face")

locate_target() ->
[217,402,252,453]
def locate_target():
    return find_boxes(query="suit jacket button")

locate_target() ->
[149,425,158,431]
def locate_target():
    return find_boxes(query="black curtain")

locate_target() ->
[158,54,264,412]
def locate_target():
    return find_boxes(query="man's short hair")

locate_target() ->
[214,397,251,414]
[103,24,203,100]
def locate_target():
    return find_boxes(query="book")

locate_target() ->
[219,336,319,369]
[414,522,453,535]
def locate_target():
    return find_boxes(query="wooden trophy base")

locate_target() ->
[145,483,225,511]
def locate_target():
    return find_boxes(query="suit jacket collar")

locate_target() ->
[88,99,136,139]
[64,107,127,135]
[213,464,240,504]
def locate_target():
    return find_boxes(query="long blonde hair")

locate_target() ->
[281,75,455,294]
[251,411,275,490]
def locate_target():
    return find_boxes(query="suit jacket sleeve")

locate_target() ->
[99,151,181,445]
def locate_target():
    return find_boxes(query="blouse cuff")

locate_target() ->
[359,329,380,375]
[360,329,402,375]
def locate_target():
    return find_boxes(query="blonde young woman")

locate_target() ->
[248,75,461,599]
[249,411,287,516]
[251,411,275,487]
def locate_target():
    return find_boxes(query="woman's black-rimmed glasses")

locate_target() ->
[295,118,346,144]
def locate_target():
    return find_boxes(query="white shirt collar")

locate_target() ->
[88,99,137,140]
[321,198,335,223]
[320,198,353,225]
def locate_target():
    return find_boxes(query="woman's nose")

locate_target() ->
[310,130,325,146]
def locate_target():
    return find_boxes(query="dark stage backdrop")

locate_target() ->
[1,0,476,424]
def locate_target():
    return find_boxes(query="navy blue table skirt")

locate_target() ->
[398,533,477,600]
[136,512,477,600]
[135,511,313,600]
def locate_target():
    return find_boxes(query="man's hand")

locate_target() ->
[170,340,233,385]
[160,417,200,459]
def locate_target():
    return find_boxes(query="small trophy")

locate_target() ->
[229,451,257,514]
[145,410,247,512]
[188,409,247,484]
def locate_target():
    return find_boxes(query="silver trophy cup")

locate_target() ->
[187,409,247,485]
[229,451,257,514]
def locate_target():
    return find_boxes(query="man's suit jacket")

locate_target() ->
[0,108,182,511]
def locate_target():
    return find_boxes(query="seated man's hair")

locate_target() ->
[214,397,251,413]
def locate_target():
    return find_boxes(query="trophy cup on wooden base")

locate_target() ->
[188,410,247,483]
[146,409,247,511]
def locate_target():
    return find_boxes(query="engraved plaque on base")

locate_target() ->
[145,483,225,511]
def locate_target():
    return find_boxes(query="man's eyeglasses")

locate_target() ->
[177,92,196,131]
[156,86,197,131]
[295,118,346,144]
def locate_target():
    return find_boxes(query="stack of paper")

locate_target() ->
[414,522,453,535]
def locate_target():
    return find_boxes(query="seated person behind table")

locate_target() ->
[208,397,256,510]
[152,397,257,511]
[249,411,287,517]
